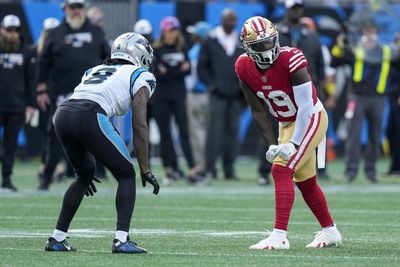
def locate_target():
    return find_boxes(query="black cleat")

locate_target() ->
[45,237,76,252]
[1,183,18,192]
[112,236,147,254]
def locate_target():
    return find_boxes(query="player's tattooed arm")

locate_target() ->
[132,86,151,174]
[240,80,276,146]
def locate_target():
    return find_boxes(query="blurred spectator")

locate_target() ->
[185,21,212,174]
[0,14,35,191]
[278,0,325,99]
[133,18,154,169]
[277,0,327,178]
[198,8,243,180]
[151,16,200,184]
[300,16,336,179]
[134,19,154,44]
[331,22,394,183]
[387,33,400,176]
[30,17,62,183]
[347,0,400,46]
[36,0,110,190]
[86,6,104,27]
[86,5,109,179]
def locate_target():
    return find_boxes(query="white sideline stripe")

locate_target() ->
[1,247,399,261]
[1,184,400,197]
[1,215,399,228]
[1,203,399,215]
[0,229,399,244]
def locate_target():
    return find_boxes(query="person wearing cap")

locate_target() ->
[185,21,212,175]
[36,0,110,190]
[278,0,325,99]
[152,16,201,184]
[0,15,36,191]
[133,19,153,44]
[278,0,328,178]
[86,6,104,28]
[331,22,397,183]
[197,8,243,180]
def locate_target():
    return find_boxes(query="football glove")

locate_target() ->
[85,176,102,197]
[266,145,279,163]
[141,171,160,195]
[277,143,297,161]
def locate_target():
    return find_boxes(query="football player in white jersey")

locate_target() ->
[44,32,159,254]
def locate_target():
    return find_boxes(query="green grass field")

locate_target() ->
[1,158,400,267]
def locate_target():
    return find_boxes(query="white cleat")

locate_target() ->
[249,230,290,250]
[306,226,342,248]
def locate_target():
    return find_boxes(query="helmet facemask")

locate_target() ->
[240,17,280,69]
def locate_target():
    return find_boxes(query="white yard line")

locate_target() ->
[1,184,400,197]
[1,247,399,261]
[0,229,399,243]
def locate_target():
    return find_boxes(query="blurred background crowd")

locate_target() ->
[0,0,400,191]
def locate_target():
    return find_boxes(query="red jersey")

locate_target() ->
[235,46,319,122]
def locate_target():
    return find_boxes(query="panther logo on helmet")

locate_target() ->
[240,16,280,69]
[111,32,155,70]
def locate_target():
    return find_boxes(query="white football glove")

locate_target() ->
[266,145,279,163]
[277,143,297,161]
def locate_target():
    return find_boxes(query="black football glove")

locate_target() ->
[141,171,160,195]
[85,176,102,197]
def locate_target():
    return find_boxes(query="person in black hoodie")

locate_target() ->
[198,8,243,179]
[151,16,200,185]
[0,14,35,191]
[36,0,110,190]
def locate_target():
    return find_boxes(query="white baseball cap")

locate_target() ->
[66,0,85,4]
[43,17,60,30]
[63,0,85,7]
[133,19,152,35]
[1,14,21,28]
[285,0,304,9]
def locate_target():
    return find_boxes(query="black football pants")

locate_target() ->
[0,112,25,186]
[53,101,136,233]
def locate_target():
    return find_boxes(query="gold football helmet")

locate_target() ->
[240,16,280,68]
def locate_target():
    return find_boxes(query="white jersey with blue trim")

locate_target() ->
[70,64,156,117]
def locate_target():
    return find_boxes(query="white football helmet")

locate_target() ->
[240,16,280,69]
[111,32,154,70]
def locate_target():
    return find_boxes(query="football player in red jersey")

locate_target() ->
[235,16,342,250]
